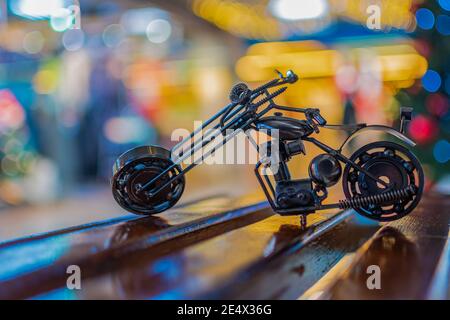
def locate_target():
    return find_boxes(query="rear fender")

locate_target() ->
[339,125,416,152]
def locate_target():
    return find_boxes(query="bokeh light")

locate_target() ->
[426,93,449,117]
[438,0,450,11]
[102,24,126,48]
[0,90,25,131]
[422,70,441,92]
[433,140,450,163]
[33,69,59,94]
[1,156,20,177]
[408,115,438,144]
[415,8,435,30]
[146,19,172,44]
[11,0,64,19]
[121,8,170,35]
[50,8,73,32]
[436,14,450,36]
[103,117,152,144]
[62,29,85,51]
[269,0,328,21]
[0,0,449,219]
[22,31,45,54]
[335,65,359,94]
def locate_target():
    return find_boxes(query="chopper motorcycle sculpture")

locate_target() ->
[112,70,424,226]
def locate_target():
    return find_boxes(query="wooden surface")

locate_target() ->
[322,193,450,300]
[0,190,448,300]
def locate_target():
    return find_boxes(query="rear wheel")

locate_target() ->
[111,146,185,215]
[342,141,423,221]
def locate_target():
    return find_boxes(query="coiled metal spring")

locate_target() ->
[253,79,280,93]
[253,87,287,108]
[339,185,416,209]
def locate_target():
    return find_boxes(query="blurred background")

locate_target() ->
[0,0,449,239]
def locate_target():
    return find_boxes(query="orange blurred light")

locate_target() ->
[236,42,427,88]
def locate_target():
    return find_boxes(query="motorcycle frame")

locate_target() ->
[137,77,294,197]
[135,77,412,212]
[254,123,416,215]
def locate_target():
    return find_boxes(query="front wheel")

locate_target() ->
[342,141,424,221]
[111,146,185,215]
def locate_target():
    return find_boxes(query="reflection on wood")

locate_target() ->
[0,191,448,300]
[324,193,450,300]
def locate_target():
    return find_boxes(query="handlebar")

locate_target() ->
[305,108,327,133]
[221,70,302,129]
[312,109,327,126]
[251,69,298,97]
[228,70,299,106]
[252,87,287,109]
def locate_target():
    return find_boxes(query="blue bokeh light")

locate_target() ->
[436,15,450,35]
[416,8,435,30]
[433,140,450,163]
[422,70,442,92]
[439,0,450,11]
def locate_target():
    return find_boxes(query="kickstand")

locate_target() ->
[299,214,307,230]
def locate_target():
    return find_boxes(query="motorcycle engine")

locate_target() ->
[309,154,342,187]
[275,179,315,209]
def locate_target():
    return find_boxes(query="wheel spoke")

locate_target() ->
[403,161,415,173]
[358,152,371,163]
[383,148,396,157]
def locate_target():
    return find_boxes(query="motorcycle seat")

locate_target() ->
[255,116,314,140]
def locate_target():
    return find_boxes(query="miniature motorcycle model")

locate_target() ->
[111,70,424,224]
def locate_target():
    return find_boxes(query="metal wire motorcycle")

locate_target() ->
[111,70,424,225]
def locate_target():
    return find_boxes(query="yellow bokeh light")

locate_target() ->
[33,69,59,94]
